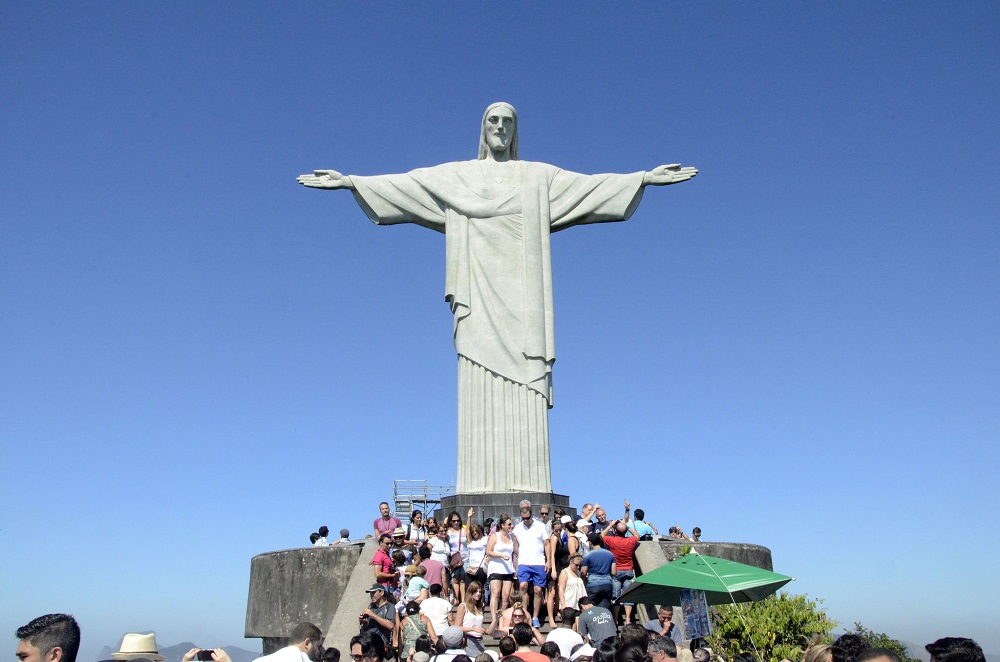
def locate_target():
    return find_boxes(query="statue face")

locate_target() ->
[484,105,515,155]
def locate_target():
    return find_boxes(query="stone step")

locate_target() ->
[442,604,557,651]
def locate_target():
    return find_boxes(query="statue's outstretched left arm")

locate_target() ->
[643,164,698,186]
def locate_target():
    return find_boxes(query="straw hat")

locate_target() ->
[112,633,165,661]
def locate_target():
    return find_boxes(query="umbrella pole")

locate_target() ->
[696,553,768,662]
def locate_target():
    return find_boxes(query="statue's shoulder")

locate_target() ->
[518,160,560,177]
[410,160,477,177]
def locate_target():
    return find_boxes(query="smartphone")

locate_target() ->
[197,651,215,661]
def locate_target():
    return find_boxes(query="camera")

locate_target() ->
[197,651,215,661]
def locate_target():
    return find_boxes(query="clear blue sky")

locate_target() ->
[3,3,998,659]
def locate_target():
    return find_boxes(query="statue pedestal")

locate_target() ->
[439,491,576,522]
[245,538,775,652]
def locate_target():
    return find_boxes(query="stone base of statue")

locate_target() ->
[439,491,577,523]
[245,538,773,654]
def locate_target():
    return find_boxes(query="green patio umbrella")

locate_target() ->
[618,553,793,606]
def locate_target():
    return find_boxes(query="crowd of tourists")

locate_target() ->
[13,612,987,662]
[12,504,985,662]
[362,499,682,640]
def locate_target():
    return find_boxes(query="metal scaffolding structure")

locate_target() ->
[392,479,455,523]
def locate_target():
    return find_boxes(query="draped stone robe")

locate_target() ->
[351,160,645,493]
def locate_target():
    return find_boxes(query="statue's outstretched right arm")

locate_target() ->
[299,167,447,232]
[296,169,355,190]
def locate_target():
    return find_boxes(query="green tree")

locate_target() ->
[848,622,921,662]
[706,592,837,662]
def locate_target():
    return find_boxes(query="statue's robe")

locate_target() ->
[352,160,645,493]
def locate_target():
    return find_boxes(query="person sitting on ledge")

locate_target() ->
[626,510,657,541]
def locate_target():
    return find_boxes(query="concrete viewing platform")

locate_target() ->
[245,537,775,653]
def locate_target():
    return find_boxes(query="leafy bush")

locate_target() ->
[706,592,837,662]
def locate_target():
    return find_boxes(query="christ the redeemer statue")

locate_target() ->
[298,102,697,495]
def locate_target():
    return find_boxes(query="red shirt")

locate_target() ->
[372,548,398,588]
[603,535,638,571]
[516,652,550,662]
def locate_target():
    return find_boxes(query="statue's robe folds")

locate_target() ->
[351,160,645,493]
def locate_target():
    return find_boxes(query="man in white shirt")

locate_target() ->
[512,499,548,627]
[546,608,584,657]
[251,623,324,662]
[419,583,453,636]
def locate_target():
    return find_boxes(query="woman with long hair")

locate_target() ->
[455,580,486,656]
[563,518,581,557]
[407,510,427,545]
[485,513,518,618]
[465,523,489,589]
[446,507,474,604]
[545,517,569,628]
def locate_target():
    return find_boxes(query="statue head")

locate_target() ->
[478,102,519,160]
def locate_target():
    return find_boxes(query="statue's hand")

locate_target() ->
[296,169,355,190]
[644,164,698,186]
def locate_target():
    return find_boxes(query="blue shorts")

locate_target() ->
[517,564,546,588]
